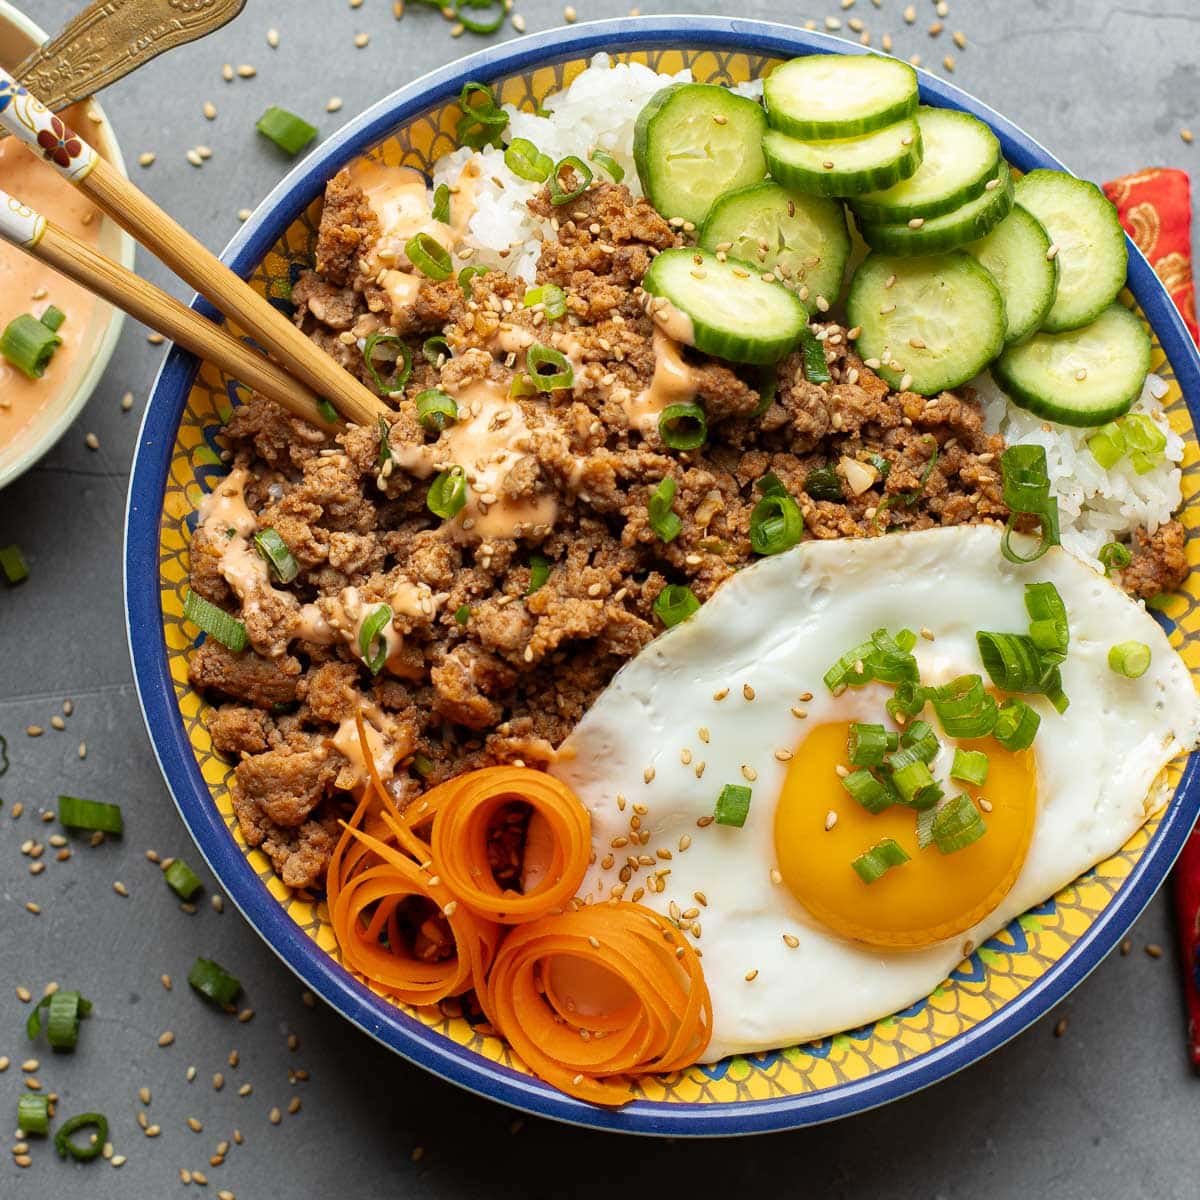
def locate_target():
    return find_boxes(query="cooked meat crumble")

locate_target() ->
[187,170,1174,890]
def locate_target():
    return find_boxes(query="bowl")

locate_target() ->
[124,17,1200,1135]
[0,0,134,491]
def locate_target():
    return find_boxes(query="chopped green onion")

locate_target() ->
[377,416,393,470]
[423,336,451,365]
[184,589,247,652]
[1108,640,1151,679]
[1087,420,1126,469]
[454,604,471,624]
[1122,413,1168,474]
[804,464,844,502]
[316,397,339,424]
[0,543,29,584]
[799,326,831,383]
[950,748,990,786]
[255,106,318,155]
[993,698,1040,750]
[714,783,752,827]
[363,332,412,396]
[187,957,243,1008]
[58,795,123,836]
[527,552,550,595]
[976,631,1051,694]
[886,680,928,722]
[525,342,574,391]
[916,804,938,850]
[253,528,299,584]
[46,990,90,1051]
[648,477,682,543]
[1025,581,1069,663]
[523,284,567,320]
[588,147,624,182]
[659,402,707,450]
[548,155,593,206]
[899,719,939,763]
[411,753,435,778]
[17,1093,49,1136]
[456,82,508,150]
[750,474,804,556]
[405,232,453,281]
[824,628,919,694]
[868,453,892,480]
[928,675,998,739]
[458,265,488,296]
[932,794,987,854]
[454,0,505,34]
[1098,541,1132,576]
[0,734,7,777]
[358,604,393,674]
[1,313,62,379]
[40,305,66,332]
[510,373,538,398]
[164,858,203,901]
[848,723,899,767]
[415,388,458,433]
[654,584,700,628]
[1000,444,1060,564]
[752,368,778,417]
[852,838,909,884]
[54,1112,107,1161]
[504,137,554,182]
[841,767,893,813]
[888,753,943,810]
[427,467,469,520]
[431,183,451,224]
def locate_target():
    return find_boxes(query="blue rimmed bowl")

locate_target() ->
[125,17,1200,1135]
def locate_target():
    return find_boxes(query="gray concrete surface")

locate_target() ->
[1,0,1198,1195]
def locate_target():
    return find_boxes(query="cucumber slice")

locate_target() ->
[849,107,1002,222]
[856,162,1014,255]
[764,54,918,140]
[991,304,1151,427]
[633,83,768,226]
[1013,169,1128,333]
[965,203,1059,345]
[763,119,923,198]
[642,247,808,365]
[698,181,851,310]
[846,251,1006,395]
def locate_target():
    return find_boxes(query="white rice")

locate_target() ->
[433,53,1184,570]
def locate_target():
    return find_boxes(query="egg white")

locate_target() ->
[550,525,1200,1061]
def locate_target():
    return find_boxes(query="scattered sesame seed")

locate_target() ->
[511,13,526,31]
[1145,943,1163,959]
[211,894,225,913]
[1046,243,1060,261]
[770,868,783,886]
[237,64,257,78]
[157,1031,175,1047]
[354,32,370,47]
[237,208,253,222]
[564,4,577,19]
[203,101,217,120]
[26,725,43,737]
[835,765,850,778]
[740,764,758,782]
[929,20,944,36]
[696,815,714,828]
[327,97,344,113]
[907,217,925,230]
[161,974,173,991]
[0,1057,8,1071]
[238,1083,252,1097]
[643,766,656,784]
[1075,368,1088,382]
[186,148,204,167]
[783,933,800,948]
[113,880,129,897]
[774,748,794,762]
[1182,128,1195,145]
[187,1117,204,1133]
[221,63,234,81]
[744,969,759,982]
[1120,938,1132,956]
[1054,1016,1068,1038]
[900,373,914,392]
[952,30,967,48]
[288,1096,302,1115]
[942,55,956,72]
[145,1124,161,1137]
[24,902,40,915]
[139,1086,151,1105]
[267,28,280,47]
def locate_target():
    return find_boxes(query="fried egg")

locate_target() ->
[550,525,1200,1061]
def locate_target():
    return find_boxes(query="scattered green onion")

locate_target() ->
[548,155,593,206]
[931,794,987,854]
[868,453,892,480]
[1098,541,1132,576]
[427,467,469,521]
[916,804,938,850]
[658,402,707,450]
[1025,581,1069,663]
[1000,444,1061,564]
[852,838,909,884]
[415,389,458,433]
[431,183,451,224]
[17,1093,49,1136]
[888,753,943,810]
[993,698,1040,750]
[458,265,488,296]
[1108,640,1151,679]
[184,589,247,652]
[1122,412,1168,474]
[411,753,435,779]
[405,232,453,281]
[950,748,990,786]
[40,305,66,332]
[454,0,505,35]
[188,957,243,1008]
[899,719,939,764]
[504,137,554,182]
[58,795,123,836]
[510,373,538,398]
[799,326,831,383]
[928,675,998,739]
[804,464,844,502]
[164,858,203,901]
[1087,420,1126,470]
[27,989,92,1049]
[653,584,700,628]
[1,543,29,584]
[527,553,550,595]
[824,628,919,694]
[253,528,299,584]
[750,473,804,556]
[752,368,777,417]
[648,477,682,543]
[363,332,413,396]
[54,1112,107,1161]
[714,783,752,828]
[456,81,508,149]
[1,313,62,379]
[454,604,471,624]
[848,723,899,767]
[523,284,567,320]
[588,147,624,182]
[841,767,894,814]
[357,603,394,675]
[886,679,928,722]
[525,343,574,391]
[316,397,339,424]
[976,631,1051,695]
[0,734,7,777]
[377,416,393,471]
[423,335,451,365]
[255,106,318,155]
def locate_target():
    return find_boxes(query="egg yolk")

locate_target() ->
[774,721,1037,950]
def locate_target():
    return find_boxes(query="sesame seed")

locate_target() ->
[1145,943,1163,959]
[1046,243,1060,261]
[835,765,850,779]
[953,30,967,48]
[740,764,757,782]
[942,55,956,72]
[267,27,280,47]
[269,1106,283,1125]
[158,1031,175,1047]
[770,867,783,885]
[186,149,203,167]
[744,969,759,982]
[113,881,129,897]
[237,64,257,77]
[511,13,526,31]
[442,901,457,918]
[903,4,915,20]
[907,217,925,230]
[24,902,40,915]
[138,151,156,167]
[696,815,714,828]
[1075,368,1088,382]
[564,5,577,19]
[698,727,710,744]
[147,332,165,345]
[145,1124,161,1137]
[238,1083,252,1097]
[161,974,172,991]
[203,101,217,120]
[1121,938,1132,956]
[791,707,808,719]
[1182,128,1195,145]
[678,835,692,852]
[900,373,914,392]
[327,97,344,114]
[1054,1017,1068,1038]
[929,20,944,36]
[288,1096,302,1115]
[354,31,370,46]
[643,766,656,784]
[188,1117,203,1133]
[774,748,794,762]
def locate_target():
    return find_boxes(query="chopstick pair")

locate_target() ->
[0,67,390,430]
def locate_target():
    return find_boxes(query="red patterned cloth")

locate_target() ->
[1105,167,1200,1064]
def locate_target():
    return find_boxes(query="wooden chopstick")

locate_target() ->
[0,187,336,428]
[0,66,391,430]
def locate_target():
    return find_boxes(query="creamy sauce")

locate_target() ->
[622,331,702,435]
[0,102,105,449]
[332,700,413,791]
[647,297,696,345]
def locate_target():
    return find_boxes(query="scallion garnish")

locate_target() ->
[1098,541,1132,576]
[1,313,62,379]
[1108,640,1151,679]
[0,734,8,777]
[504,137,554,182]
[362,332,412,396]
[1121,413,1168,474]
[824,628,920,694]
[358,604,394,675]
[54,1112,107,1161]
[17,1092,49,1136]
[887,751,943,810]
[752,368,777,417]
[527,553,550,595]
[316,397,339,424]
[1,543,30,584]
[548,155,593,206]
[851,838,909,884]
[415,388,458,432]
[899,719,939,764]
[454,0,505,35]
[847,723,898,767]
[406,232,453,281]
[40,305,66,332]
[423,335,451,365]
[1025,581,1069,663]
[976,631,1051,694]
[653,584,700,628]
[525,343,574,391]
[950,748,989,786]
[1087,421,1125,470]
[648,477,682,543]
[188,957,243,1008]
[183,589,248,653]
[714,783,752,828]
[523,284,567,320]
[58,795,124,836]
[916,803,938,850]
[164,858,204,901]
[28,989,92,1051]
[427,467,469,521]
[253,528,299,584]
[454,604,471,624]
[456,81,508,149]
[255,106,318,155]
[749,472,804,556]
[1000,444,1061,564]
[927,675,997,739]
[458,265,488,297]
[411,753,435,778]
[658,402,707,450]
[993,698,1040,750]
[799,326,831,383]
[803,464,844,502]
[931,794,987,854]
[588,147,624,183]
[841,767,894,813]
[431,183,451,224]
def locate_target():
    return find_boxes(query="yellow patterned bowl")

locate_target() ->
[125,18,1200,1134]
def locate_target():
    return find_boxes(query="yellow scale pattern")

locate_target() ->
[157,48,1200,1107]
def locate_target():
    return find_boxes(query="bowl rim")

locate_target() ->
[0,0,136,491]
[124,15,1200,1137]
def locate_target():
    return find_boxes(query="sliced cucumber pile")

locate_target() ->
[763,119,923,198]
[847,252,1007,395]
[965,203,1059,344]
[633,83,767,226]
[642,247,808,364]
[991,304,1151,426]
[698,181,850,310]
[1013,170,1128,333]
[764,54,918,140]
[850,108,1002,223]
